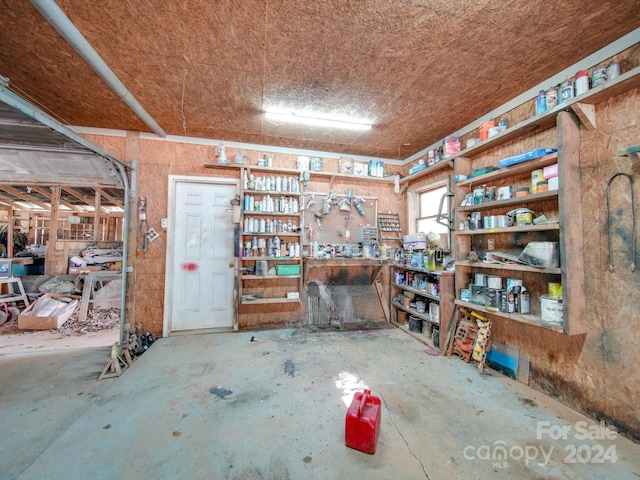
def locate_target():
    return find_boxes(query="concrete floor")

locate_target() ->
[1,326,639,480]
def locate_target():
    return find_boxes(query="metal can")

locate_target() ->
[535,90,547,115]
[519,291,530,314]
[546,86,558,109]
[559,79,574,104]
[591,65,607,87]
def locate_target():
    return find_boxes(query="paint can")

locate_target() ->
[548,282,562,299]
[416,301,426,314]
[591,65,607,87]
[487,275,502,289]
[497,186,513,200]
[496,215,510,228]
[515,186,530,197]
[519,291,530,314]
[540,295,563,324]
[515,211,533,226]
[484,288,500,312]
[475,273,487,286]
[408,316,423,333]
[531,169,545,194]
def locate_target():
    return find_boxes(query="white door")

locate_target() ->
[165,177,237,334]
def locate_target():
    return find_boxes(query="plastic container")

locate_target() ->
[535,90,547,115]
[345,389,381,454]
[0,259,12,278]
[540,295,563,324]
[575,70,589,96]
[275,264,301,275]
[546,86,558,109]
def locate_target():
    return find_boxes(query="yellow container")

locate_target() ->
[531,169,544,194]
[548,282,562,299]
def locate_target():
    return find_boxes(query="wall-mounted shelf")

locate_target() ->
[458,191,559,212]
[457,153,558,188]
[455,223,560,235]
[454,300,564,333]
[400,160,453,184]
[204,161,394,184]
[455,260,561,275]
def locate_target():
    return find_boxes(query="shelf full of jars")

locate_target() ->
[239,168,304,305]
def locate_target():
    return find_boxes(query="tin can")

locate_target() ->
[559,79,574,104]
[519,291,530,314]
[591,65,607,87]
[575,70,589,96]
[546,86,558,109]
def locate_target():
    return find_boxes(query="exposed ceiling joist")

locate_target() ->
[31,185,82,212]
[0,185,50,210]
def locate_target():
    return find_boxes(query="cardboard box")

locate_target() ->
[18,293,80,330]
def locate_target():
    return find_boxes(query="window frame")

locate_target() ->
[406,177,452,251]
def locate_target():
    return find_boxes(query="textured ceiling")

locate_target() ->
[0,0,639,160]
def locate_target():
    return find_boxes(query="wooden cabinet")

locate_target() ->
[390,262,454,347]
[377,212,402,243]
[453,151,565,332]
[238,176,304,305]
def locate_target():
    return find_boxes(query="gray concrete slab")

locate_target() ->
[1,326,639,479]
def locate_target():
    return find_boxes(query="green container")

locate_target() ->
[275,264,301,276]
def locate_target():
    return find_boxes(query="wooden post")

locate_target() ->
[557,111,586,335]
[44,186,61,275]
[94,189,102,241]
[7,206,14,258]
[125,131,140,330]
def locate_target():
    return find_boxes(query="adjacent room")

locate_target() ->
[1,1,639,478]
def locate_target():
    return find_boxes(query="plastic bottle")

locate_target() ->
[535,90,547,115]
[575,70,589,96]
[498,118,508,132]
[546,86,558,109]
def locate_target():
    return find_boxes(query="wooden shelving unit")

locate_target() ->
[377,212,402,242]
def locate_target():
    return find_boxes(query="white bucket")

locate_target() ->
[540,295,563,324]
[297,156,310,170]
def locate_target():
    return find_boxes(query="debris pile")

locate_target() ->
[57,307,120,336]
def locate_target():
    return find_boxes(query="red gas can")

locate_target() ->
[345,389,381,454]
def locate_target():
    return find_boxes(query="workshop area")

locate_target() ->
[1,2,639,479]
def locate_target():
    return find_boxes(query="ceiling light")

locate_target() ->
[264,110,372,131]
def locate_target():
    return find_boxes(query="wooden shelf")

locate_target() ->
[457,153,558,187]
[203,161,393,183]
[240,256,298,261]
[391,301,439,325]
[459,191,559,212]
[400,160,453,184]
[240,297,301,305]
[392,282,439,302]
[243,211,302,217]
[241,274,301,280]
[454,300,564,333]
[455,260,561,275]
[391,264,452,276]
[446,66,640,160]
[242,232,301,237]
[455,223,560,235]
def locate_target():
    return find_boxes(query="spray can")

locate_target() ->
[535,90,547,115]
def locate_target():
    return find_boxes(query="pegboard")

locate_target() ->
[302,192,378,245]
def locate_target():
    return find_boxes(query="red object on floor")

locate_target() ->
[345,389,381,454]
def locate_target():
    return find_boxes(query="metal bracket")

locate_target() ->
[436,192,455,229]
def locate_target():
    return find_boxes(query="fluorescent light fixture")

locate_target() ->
[264,110,372,131]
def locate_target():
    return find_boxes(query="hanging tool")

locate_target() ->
[606,173,636,272]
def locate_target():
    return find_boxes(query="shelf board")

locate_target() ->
[392,263,453,276]
[240,256,298,261]
[240,297,301,305]
[455,223,560,235]
[241,232,301,237]
[457,153,558,187]
[203,161,393,183]
[454,300,564,333]
[392,283,439,301]
[244,189,301,197]
[241,274,300,279]
[243,211,302,216]
[459,191,559,212]
[391,301,439,324]
[446,66,640,160]
[455,260,561,274]
[400,160,453,184]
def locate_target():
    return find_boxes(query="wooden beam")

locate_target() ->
[0,185,50,210]
[7,206,14,258]
[30,185,82,212]
[557,111,586,335]
[97,188,124,209]
[61,186,101,210]
[45,186,60,275]
[570,102,596,131]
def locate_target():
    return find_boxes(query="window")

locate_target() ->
[408,179,451,250]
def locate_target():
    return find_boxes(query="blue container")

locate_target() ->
[535,90,547,115]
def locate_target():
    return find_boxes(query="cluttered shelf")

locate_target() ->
[455,260,561,275]
[454,300,564,333]
[456,153,559,187]
[399,159,453,184]
[391,282,439,302]
[455,223,560,235]
[458,192,559,212]
[391,302,439,325]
